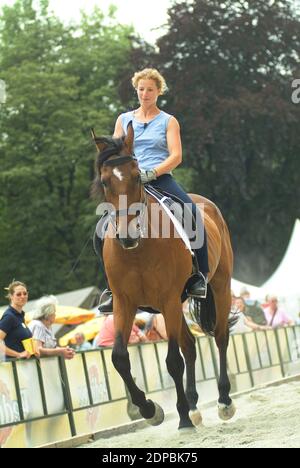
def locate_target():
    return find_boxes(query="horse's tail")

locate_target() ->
[192,284,238,336]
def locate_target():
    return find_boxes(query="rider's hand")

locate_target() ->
[140,169,157,184]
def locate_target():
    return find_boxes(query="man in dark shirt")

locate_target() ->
[244,300,268,326]
[234,297,271,332]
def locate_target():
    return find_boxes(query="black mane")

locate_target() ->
[95,137,124,171]
[91,136,124,199]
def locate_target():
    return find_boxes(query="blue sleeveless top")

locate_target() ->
[121,110,172,171]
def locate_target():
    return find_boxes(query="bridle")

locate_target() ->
[101,153,148,239]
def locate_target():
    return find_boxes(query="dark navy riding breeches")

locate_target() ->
[150,174,209,275]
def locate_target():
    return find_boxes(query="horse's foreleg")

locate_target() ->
[164,302,194,430]
[180,319,202,426]
[111,302,164,425]
[213,286,236,420]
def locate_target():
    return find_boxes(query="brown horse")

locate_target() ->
[92,123,236,429]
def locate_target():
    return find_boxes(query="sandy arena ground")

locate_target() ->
[80,379,300,448]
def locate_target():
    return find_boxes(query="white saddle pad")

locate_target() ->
[145,188,193,255]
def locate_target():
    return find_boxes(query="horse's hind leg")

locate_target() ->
[180,319,202,426]
[213,285,236,421]
[111,298,164,426]
[164,300,194,430]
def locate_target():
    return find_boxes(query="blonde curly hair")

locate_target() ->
[131,68,168,95]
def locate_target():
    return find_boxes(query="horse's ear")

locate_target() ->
[90,128,109,152]
[124,121,134,154]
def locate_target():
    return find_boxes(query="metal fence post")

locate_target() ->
[58,356,76,437]
[242,334,255,387]
[11,361,25,420]
[274,328,285,378]
[208,337,219,380]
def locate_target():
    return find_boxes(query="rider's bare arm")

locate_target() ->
[113,115,125,139]
[154,117,182,177]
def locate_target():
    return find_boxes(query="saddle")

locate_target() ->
[145,185,199,270]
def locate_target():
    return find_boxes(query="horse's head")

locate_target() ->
[92,123,146,250]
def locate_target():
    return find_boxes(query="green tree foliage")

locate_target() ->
[0,0,133,301]
[126,0,300,284]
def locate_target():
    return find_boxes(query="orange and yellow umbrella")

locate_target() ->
[25,305,96,325]
[58,316,105,346]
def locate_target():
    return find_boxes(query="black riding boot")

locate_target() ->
[187,272,208,299]
[93,216,113,314]
[186,231,209,299]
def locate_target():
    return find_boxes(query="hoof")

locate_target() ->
[178,417,195,430]
[127,402,141,421]
[189,409,202,426]
[144,402,164,426]
[178,425,196,433]
[218,402,236,421]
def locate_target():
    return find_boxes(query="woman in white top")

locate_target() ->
[29,296,75,359]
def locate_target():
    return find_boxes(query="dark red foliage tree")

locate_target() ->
[125,0,300,284]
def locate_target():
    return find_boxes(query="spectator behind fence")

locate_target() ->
[240,287,251,301]
[144,314,168,342]
[230,298,252,334]
[73,332,93,351]
[28,296,75,359]
[263,295,294,328]
[235,297,271,332]
[0,339,6,361]
[244,297,271,328]
[94,314,148,347]
[0,281,36,359]
[261,294,271,309]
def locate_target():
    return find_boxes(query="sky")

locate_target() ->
[0,0,173,43]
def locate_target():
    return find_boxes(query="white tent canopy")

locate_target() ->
[231,219,300,316]
[231,278,262,300]
[261,219,300,298]
[260,219,300,317]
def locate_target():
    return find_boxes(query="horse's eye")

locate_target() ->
[101,179,107,187]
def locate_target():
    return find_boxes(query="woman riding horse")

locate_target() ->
[98,68,209,313]
[92,124,236,429]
